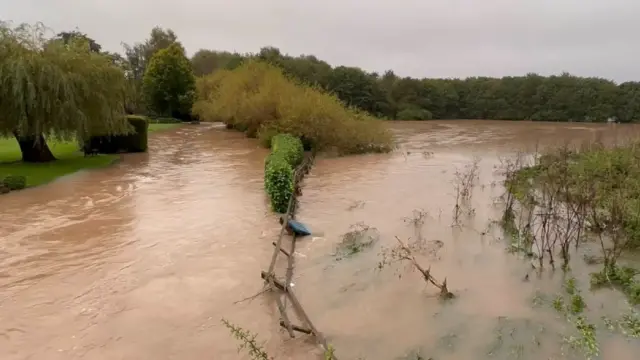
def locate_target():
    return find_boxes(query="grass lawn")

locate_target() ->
[0,121,183,188]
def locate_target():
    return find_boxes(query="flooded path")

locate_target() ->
[1,121,639,359]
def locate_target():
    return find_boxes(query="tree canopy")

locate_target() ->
[0,22,129,161]
[142,43,196,120]
[189,46,640,123]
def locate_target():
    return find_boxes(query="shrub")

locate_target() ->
[192,60,393,155]
[271,134,303,167]
[125,115,149,152]
[396,107,433,120]
[263,133,304,212]
[264,154,294,213]
[3,175,27,190]
[85,115,149,154]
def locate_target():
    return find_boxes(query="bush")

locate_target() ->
[396,107,433,120]
[271,134,304,167]
[192,60,393,155]
[263,133,304,212]
[3,175,27,190]
[265,154,294,213]
[85,115,149,154]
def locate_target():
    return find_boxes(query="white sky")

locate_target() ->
[1,0,639,82]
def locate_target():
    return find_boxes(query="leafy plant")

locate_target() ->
[2,175,26,190]
[143,43,196,120]
[271,134,304,167]
[220,319,272,360]
[264,155,294,213]
[263,133,303,213]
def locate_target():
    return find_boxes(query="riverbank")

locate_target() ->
[0,122,184,188]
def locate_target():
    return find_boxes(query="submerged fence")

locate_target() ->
[260,152,337,359]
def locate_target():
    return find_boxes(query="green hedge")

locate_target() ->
[271,134,304,167]
[84,115,149,154]
[264,134,304,213]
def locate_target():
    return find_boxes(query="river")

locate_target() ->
[1,121,638,360]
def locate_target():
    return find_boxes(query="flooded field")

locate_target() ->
[1,121,639,360]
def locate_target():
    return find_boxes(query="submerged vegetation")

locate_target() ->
[192,60,393,155]
[502,141,640,305]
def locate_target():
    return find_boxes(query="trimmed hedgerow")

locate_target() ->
[264,134,304,213]
[265,155,294,213]
[84,115,149,154]
[271,134,304,167]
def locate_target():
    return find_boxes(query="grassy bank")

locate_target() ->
[0,121,183,188]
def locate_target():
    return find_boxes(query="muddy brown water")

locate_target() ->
[1,121,639,360]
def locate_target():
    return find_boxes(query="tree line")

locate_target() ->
[48,26,640,123]
[193,46,640,123]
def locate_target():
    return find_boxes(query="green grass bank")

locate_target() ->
[0,120,183,189]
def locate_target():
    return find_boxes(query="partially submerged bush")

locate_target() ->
[192,60,393,155]
[2,175,27,190]
[264,133,304,212]
[84,115,149,154]
[264,154,294,213]
[271,134,303,167]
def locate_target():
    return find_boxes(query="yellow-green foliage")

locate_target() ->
[192,60,393,155]
[264,134,303,213]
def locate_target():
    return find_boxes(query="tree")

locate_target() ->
[122,27,181,115]
[191,49,246,76]
[55,30,101,52]
[142,43,196,120]
[0,22,129,162]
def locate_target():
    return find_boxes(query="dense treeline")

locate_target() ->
[30,24,640,124]
[191,46,640,123]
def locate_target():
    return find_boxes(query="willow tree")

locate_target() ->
[0,22,130,162]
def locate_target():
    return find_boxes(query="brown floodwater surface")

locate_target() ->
[1,121,639,360]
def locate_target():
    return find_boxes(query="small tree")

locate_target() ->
[0,22,129,162]
[142,43,196,120]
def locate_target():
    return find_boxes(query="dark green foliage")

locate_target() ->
[264,134,304,213]
[85,115,148,154]
[2,175,27,190]
[396,107,433,120]
[143,43,196,121]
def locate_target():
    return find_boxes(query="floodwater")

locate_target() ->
[1,121,639,360]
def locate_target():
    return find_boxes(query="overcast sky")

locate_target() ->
[1,0,639,82]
